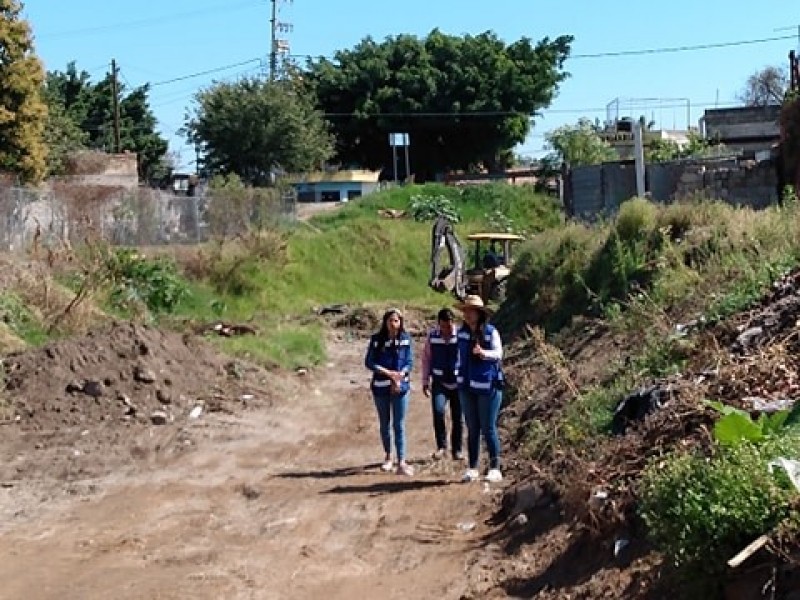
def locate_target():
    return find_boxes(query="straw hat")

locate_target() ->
[454,294,493,315]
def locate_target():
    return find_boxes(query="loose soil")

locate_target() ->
[0,323,504,600]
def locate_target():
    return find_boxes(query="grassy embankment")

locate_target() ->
[171,182,562,368]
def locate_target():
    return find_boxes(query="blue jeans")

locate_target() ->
[431,383,463,455]
[373,391,409,461]
[460,388,502,470]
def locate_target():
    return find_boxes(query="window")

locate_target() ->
[347,190,362,200]
[321,190,341,202]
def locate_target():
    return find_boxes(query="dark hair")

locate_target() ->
[467,310,488,344]
[437,308,455,322]
[376,308,405,348]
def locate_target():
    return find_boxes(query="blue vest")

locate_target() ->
[457,324,500,393]
[429,327,458,389]
[365,332,412,395]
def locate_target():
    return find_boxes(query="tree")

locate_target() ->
[42,99,87,176]
[185,78,333,185]
[739,66,788,107]
[44,63,169,182]
[305,30,572,180]
[545,119,616,167]
[0,0,47,183]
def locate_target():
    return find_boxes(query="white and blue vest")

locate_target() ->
[457,324,500,393]
[429,327,459,390]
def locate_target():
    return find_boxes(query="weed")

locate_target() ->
[639,438,800,574]
[409,194,460,222]
[0,293,48,346]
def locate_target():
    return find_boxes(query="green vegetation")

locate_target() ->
[306,31,572,179]
[639,438,800,574]
[0,0,48,183]
[0,293,48,346]
[44,62,168,181]
[186,79,333,185]
[499,196,800,334]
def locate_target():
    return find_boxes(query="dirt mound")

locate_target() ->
[3,321,254,432]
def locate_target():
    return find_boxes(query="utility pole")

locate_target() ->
[269,0,277,80]
[110,59,121,154]
[269,0,293,80]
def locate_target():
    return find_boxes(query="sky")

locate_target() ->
[24,0,799,171]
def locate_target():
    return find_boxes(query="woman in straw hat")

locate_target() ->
[455,295,504,483]
[364,307,415,476]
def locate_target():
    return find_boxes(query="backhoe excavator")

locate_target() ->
[428,215,523,304]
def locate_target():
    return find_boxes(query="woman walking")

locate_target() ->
[364,307,414,476]
[455,295,504,483]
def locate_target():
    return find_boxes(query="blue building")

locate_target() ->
[290,170,381,203]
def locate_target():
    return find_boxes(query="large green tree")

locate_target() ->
[0,0,47,183]
[185,77,333,185]
[44,63,169,181]
[305,30,572,180]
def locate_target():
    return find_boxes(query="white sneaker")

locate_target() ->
[485,468,503,483]
[380,459,394,472]
[461,469,480,483]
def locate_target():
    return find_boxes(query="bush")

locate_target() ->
[614,197,658,243]
[409,194,460,222]
[203,230,289,296]
[105,249,190,315]
[639,439,800,574]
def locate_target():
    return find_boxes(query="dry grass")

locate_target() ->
[0,254,109,337]
[525,324,580,398]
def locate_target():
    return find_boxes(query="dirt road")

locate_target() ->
[0,333,501,600]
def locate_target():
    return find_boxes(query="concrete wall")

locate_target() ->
[63,152,139,190]
[567,157,779,219]
[0,185,297,252]
[673,160,777,209]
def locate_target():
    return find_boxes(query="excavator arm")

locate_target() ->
[429,215,467,300]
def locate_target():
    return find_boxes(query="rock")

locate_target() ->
[82,380,104,398]
[156,389,172,405]
[150,410,168,425]
[507,482,547,517]
[133,364,157,384]
[296,367,308,377]
[736,326,764,349]
[189,405,203,419]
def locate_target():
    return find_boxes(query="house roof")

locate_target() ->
[289,170,381,184]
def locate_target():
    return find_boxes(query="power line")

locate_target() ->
[149,59,262,87]
[572,34,796,59]
[287,33,797,64]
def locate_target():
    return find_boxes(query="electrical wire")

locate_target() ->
[287,33,797,63]
[149,59,263,87]
[571,34,797,59]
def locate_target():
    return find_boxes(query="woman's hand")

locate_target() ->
[472,343,486,359]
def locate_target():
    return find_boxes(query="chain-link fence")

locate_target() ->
[0,184,297,252]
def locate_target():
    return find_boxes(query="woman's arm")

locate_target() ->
[480,328,503,361]
[399,334,413,376]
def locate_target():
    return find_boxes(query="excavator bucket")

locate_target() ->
[429,215,467,300]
